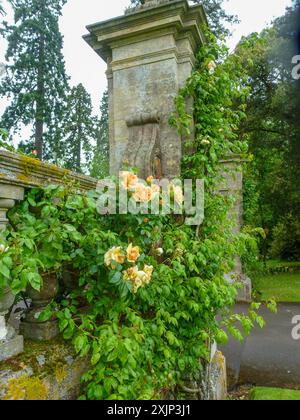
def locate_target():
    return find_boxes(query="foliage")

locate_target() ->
[237,1,300,261]
[90,89,109,178]
[129,0,238,37]
[270,216,300,261]
[0,0,69,159]
[0,127,14,151]
[0,33,269,400]
[170,31,249,183]
[60,84,95,173]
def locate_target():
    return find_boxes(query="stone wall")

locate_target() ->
[0,149,97,398]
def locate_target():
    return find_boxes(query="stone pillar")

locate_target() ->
[0,183,24,362]
[219,158,252,302]
[84,0,207,178]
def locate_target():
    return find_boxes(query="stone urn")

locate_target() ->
[20,273,60,341]
[0,286,24,361]
[62,264,80,293]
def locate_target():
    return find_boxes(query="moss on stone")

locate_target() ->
[0,338,75,377]
[2,375,48,401]
[20,155,43,176]
[0,338,89,400]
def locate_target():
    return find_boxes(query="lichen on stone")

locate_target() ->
[3,375,48,400]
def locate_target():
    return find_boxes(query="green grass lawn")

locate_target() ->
[250,387,300,400]
[253,271,300,302]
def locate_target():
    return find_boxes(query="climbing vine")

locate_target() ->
[0,33,275,400]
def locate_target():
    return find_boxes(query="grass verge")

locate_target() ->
[250,387,300,401]
[253,271,300,302]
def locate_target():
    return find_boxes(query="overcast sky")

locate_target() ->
[0,0,294,117]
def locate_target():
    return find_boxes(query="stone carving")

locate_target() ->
[123,111,162,179]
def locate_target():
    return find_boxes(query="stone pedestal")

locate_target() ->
[84,0,207,178]
[208,350,227,400]
[219,158,252,302]
[0,288,24,362]
[0,183,25,361]
[20,274,59,342]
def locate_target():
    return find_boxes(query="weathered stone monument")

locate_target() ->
[84,0,207,178]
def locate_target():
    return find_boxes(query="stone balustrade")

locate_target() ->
[0,149,98,362]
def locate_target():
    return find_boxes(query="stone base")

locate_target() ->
[20,320,60,342]
[0,335,24,362]
[0,339,89,400]
[208,350,227,400]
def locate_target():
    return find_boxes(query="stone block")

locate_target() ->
[0,339,89,400]
[0,336,24,363]
[209,350,227,400]
[20,320,60,342]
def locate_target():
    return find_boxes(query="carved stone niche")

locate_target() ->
[123,111,162,179]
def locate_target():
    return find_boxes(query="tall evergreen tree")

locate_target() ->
[129,0,238,37]
[61,83,95,173]
[90,89,109,178]
[0,0,68,159]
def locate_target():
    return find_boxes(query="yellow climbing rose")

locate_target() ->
[127,243,140,263]
[104,246,126,267]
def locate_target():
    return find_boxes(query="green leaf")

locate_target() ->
[27,272,42,291]
[74,335,86,353]
[38,308,53,322]
[0,262,10,279]
[109,271,122,285]
[91,352,101,365]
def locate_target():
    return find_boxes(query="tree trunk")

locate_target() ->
[76,133,81,173]
[35,32,45,160]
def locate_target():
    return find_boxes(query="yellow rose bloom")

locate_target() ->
[120,171,138,190]
[104,246,126,267]
[122,264,154,294]
[127,243,140,263]
[123,266,138,281]
[143,265,154,284]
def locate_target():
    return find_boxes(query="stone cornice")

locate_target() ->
[84,0,207,63]
[0,150,97,191]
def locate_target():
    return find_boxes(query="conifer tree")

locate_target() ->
[61,83,95,173]
[0,0,68,159]
[90,89,109,178]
